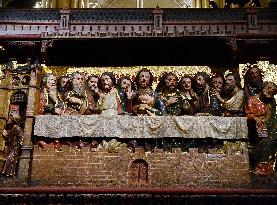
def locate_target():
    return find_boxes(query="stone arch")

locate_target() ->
[129,159,148,187]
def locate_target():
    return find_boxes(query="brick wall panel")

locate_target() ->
[31,145,250,188]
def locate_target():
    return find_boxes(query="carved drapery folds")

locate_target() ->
[34,115,248,139]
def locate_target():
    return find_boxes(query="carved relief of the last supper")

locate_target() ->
[0,61,276,188]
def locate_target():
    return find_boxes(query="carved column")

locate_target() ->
[60,8,70,31]
[78,0,83,8]
[247,9,258,33]
[17,66,42,185]
[57,0,70,8]
[195,0,202,8]
[220,0,226,8]
[71,0,79,8]
[0,68,12,169]
[52,0,57,8]
[153,5,163,34]
[202,0,210,8]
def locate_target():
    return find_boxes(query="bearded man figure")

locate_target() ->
[244,65,264,100]
[245,82,277,176]
[65,72,88,115]
[221,72,244,116]
[193,72,210,114]
[132,68,165,116]
[178,75,199,115]
[209,74,224,116]
[57,75,71,102]
[156,72,184,115]
[117,76,134,114]
[84,74,101,114]
[98,72,123,115]
[245,82,277,141]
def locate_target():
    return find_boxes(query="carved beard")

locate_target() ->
[102,83,113,93]
[195,83,206,95]
[46,87,58,101]
[249,78,263,89]
[59,87,67,94]
[59,82,71,93]
[223,85,235,98]
[165,85,177,93]
[73,85,85,98]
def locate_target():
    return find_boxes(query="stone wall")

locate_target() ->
[31,145,250,188]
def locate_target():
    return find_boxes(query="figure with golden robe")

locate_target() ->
[156,72,183,115]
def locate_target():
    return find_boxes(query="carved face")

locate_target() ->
[60,76,69,88]
[88,76,99,91]
[247,67,263,88]
[139,71,151,89]
[211,77,223,92]
[262,83,277,99]
[72,73,85,88]
[195,75,206,88]
[180,78,192,91]
[101,75,114,92]
[225,75,236,90]
[121,78,131,92]
[46,74,57,89]
[165,74,177,91]
[249,67,262,83]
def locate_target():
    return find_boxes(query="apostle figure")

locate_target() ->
[98,72,123,115]
[117,76,134,114]
[178,75,199,115]
[132,68,165,116]
[39,73,64,115]
[245,82,277,143]
[245,82,277,176]
[209,74,224,116]
[221,72,245,116]
[193,72,210,114]
[57,75,71,102]
[244,65,264,100]
[64,72,87,114]
[84,74,101,114]
[156,72,185,115]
